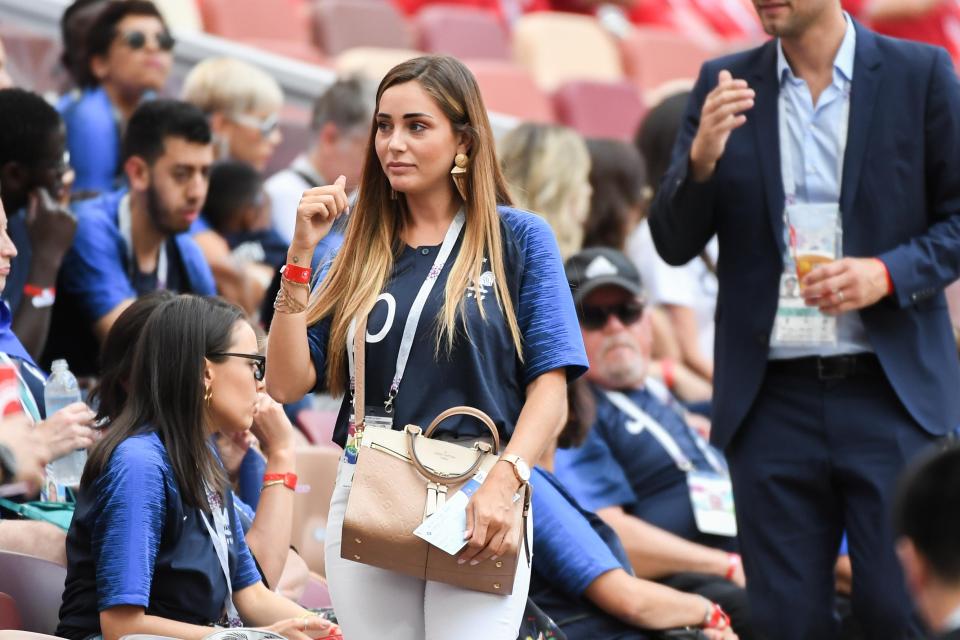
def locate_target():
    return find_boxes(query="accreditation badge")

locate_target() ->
[771,202,841,347]
[687,470,737,537]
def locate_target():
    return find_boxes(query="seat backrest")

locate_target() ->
[0,592,22,631]
[291,446,342,575]
[414,6,509,60]
[200,0,312,43]
[512,12,623,92]
[312,0,414,56]
[295,409,339,447]
[466,59,554,123]
[152,0,203,31]
[553,79,646,141]
[0,551,67,635]
[620,26,716,93]
[0,26,64,96]
[335,47,422,83]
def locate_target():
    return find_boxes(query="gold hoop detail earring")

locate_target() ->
[204,387,213,406]
[451,153,469,201]
[390,187,398,200]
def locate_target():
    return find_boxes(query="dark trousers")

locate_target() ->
[727,364,936,640]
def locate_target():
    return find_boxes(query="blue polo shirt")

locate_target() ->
[42,190,216,376]
[554,386,729,547]
[57,432,261,639]
[58,87,123,195]
[307,207,588,447]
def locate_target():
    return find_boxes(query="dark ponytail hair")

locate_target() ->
[83,295,243,509]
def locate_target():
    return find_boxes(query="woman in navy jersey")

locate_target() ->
[266,55,588,639]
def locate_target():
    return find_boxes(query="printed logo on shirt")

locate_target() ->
[467,258,495,302]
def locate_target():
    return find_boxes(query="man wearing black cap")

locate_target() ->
[555,247,755,637]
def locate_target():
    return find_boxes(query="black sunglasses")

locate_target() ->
[209,352,265,381]
[578,300,645,331]
[120,30,176,52]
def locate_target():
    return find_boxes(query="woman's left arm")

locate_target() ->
[458,368,567,565]
[234,582,339,639]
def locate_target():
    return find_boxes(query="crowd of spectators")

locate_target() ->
[0,0,958,639]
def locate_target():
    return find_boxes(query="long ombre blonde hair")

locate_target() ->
[305,56,523,396]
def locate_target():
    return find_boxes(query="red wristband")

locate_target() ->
[281,263,311,285]
[725,552,740,581]
[661,358,676,390]
[23,284,55,297]
[872,258,894,296]
[263,472,297,491]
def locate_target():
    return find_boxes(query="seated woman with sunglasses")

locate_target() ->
[57,295,339,640]
[88,291,308,600]
[57,0,174,195]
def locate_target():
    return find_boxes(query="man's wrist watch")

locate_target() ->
[499,454,531,484]
[0,444,18,485]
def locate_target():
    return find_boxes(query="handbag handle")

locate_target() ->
[425,406,501,454]
[406,407,501,485]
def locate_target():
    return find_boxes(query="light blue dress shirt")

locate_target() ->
[769,13,873,359]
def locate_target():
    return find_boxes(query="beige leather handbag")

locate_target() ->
[339,321,531,595]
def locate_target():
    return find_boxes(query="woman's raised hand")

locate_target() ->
[291,176,349,252]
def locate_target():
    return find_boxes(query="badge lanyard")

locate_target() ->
[605,390,726,475]
[347,210,466,416]
[778,79,851,255]
[118,194,169,290]
[200,486,243,628]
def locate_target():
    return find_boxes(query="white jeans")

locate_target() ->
[324,459,531,640]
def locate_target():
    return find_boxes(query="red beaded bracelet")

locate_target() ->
[263,472,297,491]
[281,263,311,285]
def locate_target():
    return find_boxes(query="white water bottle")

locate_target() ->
[45,359,85,487]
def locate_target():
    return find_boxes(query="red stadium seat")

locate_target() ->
[512,12,624,91]
[0,551,67,635]
[299,573,333,608]
[553,79,646,142]
[465,59,555,123]
[0,592,22,631]
[198,0,322,63]
[311,0,415,56]
[620,27,717,93]
[295,408,339,447]
[291,446,341,575]
[414,6,510,60]
[0,25,64,95]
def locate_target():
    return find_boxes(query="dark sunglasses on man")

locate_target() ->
[120,29,176,52]
[578,299,645,331]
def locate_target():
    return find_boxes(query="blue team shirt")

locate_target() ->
[42,190,216,376]
[57,433,261,639]
[307,207,588,447]
[57,88,123,195]
[554,386,727,545]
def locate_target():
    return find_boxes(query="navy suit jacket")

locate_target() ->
[649,23,960,449]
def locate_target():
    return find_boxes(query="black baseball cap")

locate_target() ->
[565,247,644,305]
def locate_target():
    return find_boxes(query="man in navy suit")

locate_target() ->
[649,0,960,636]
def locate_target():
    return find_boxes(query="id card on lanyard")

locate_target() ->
[118,194,169,291]
[771,84,850,348]
[605,391,737,537]
[343,210,467,464]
